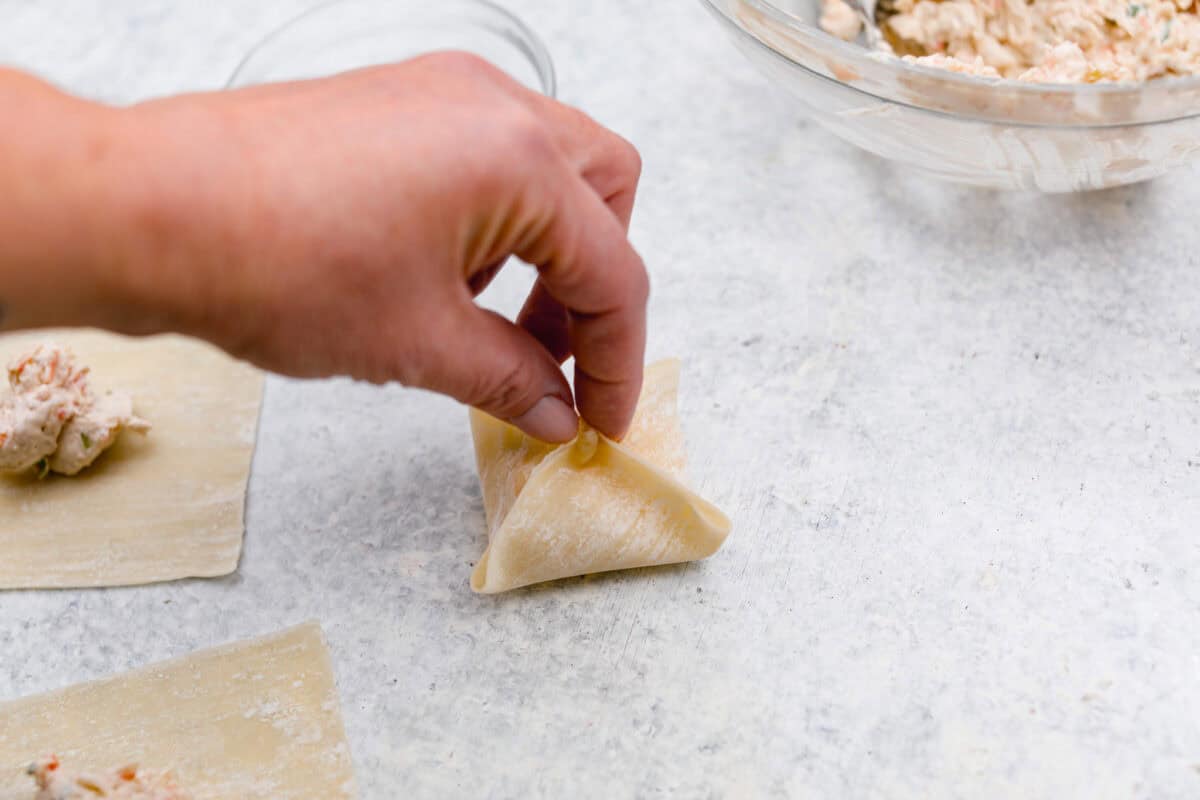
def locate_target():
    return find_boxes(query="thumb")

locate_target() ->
[429,304,579,443]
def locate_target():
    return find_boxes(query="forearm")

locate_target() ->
[0,70,134,331]
[0,69,243,340]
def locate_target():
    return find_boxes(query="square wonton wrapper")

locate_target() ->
[0,622,356,799]
[469,359,732,593]
[0,330,263,588]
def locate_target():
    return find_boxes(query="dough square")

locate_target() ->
[0,622,357,799]
[0,330,263,588]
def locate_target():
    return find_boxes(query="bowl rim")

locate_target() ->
[704,0,1200,124]
[728,8,1200,130]
[227,0,557,96]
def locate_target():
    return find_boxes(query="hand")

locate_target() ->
[7,54,648,442]
[143,53,647,441]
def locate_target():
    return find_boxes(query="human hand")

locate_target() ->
[114,53,648,442]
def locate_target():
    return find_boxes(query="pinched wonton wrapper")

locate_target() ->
[469,360,731,593]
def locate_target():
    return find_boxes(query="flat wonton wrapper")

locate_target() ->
[469,359,732,593]
[0,623,356,800]
[0,330,263,588]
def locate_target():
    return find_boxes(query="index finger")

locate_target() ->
[501,85,642,231]
[515,168,648,439]
[532,98,642,231]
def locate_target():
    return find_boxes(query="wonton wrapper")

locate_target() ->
[0,623,356,800]
[469,360,731,593]
[0,330,263,588]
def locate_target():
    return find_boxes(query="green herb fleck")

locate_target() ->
[1127,3,1143,16]
[35,458,49,480]
[81,432,92,449]
[1162,19,1174,41]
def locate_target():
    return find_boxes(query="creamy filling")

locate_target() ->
[0,344,149,476]
[818,0,1200,83]
[28,756,191,800]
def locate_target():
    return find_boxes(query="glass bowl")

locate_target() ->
[701,0,1200,191]
[228,0,555,96]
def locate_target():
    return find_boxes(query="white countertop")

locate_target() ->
[3,2,1199,797]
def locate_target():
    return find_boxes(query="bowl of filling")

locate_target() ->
[701,0,1200,190]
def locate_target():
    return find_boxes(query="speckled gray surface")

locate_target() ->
[2,1,1199,798]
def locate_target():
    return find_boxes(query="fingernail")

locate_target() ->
[511,395,578,443]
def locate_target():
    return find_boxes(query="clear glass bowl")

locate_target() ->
[701,0,1200,191]
[228,0,555,96]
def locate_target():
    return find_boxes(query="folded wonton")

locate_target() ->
[469,360,732,593]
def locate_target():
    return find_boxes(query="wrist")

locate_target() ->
[0,74,132,332]
[101,96,257,344]
[0,72,249,342]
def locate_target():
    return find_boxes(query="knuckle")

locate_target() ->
[503,112,557,163]
[613,136,643,182]
[462,113,557,201]
[627,255,651,306]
